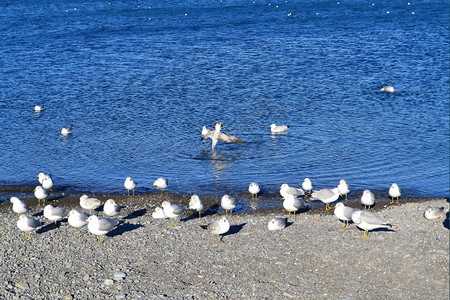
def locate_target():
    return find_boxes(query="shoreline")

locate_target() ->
[0,193,448,298]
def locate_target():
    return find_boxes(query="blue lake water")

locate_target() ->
[0,0,448,200]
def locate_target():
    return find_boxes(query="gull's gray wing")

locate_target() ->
[360,211,389,225]
[98,218,119,231]
[218,132,244,143]
[343,206,357,219]
[172,204,187,215]
[312,188,333,199]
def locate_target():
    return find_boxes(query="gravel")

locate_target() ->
[0,194,448,299]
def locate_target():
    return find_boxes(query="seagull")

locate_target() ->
[17,214,41,240]
[361,189,375,209]
[188,194,204,218]
[37,172,49,184]
[79,194,102,211]
[389,183,401,204]
[201,126,212,136]
[351,210,392,239]
[103,199,121,218]
[280,183,304,199]
[302,178,313,195]
[221,195,237,215]
[283,194,307,219]
[267,217,287,231]
[161,201,187,226]
[43,205,69,226]
[201,121,244,150]
[311,187,340,210]
[124,176,137,195]
[337,179,350,201]
[380,85,394,93]
[248,182,260,200]
[334,202,359,230]
[10,197,29,218]
[270,124,290,134]
[152,207,167,219]
[34,186,49,206]
[200,216,230,242]
[86,215,120,245]
[41,175,54,193]
[153,177,168,191]
[68,210,90,232]
[423,206,446,220]
[34,105,43,112]
[61,125,73,136]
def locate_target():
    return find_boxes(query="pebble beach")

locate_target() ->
[0,193,448,299]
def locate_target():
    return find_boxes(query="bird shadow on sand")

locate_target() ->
[122,208,147,220]
[36,220,67,234]
[222,223,246,237]
[107,222,143,237]
[443,211,449,230]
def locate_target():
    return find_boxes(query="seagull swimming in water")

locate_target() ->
[201,121,244,150]
[270,124,290,134]
[380,85,394,93]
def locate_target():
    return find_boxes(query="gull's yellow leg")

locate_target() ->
[361,230,368,239]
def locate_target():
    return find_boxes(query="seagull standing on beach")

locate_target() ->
[280,183,305,199]
[201,121,244,150]
[389,183,401,204]
[86,215,120,245]
[423,206,446,220]
[221,195,237,215]
[311,187,340,211]
[302,178,313,195]
[200,216,230,242]
[351,210,392,239]
[68,210,90,231]
[153,177,168,191]
[43,205,69,226]
[124,176,137,195]
[248,182,260,200]
[188,194,204,218]
[17,214,41,240]
[10,197,29,218]
[361,189,375,209]
[334,202,358,230]
[152,207,167,219]
[270,124,290,134]
[283,194,306,219]
[338,179,350,201]
[103,199,121,218]
[34,186,49,207]
[161,201,187,225]
[79,194,102,211]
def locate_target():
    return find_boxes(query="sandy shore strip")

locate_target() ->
[0,193,448,299]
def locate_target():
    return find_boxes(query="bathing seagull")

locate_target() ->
[201,121,243,150]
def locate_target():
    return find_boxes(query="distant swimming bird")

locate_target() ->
[152,207,167,219]
[68,210,90,231]
[389,183,401,204]
[201,121,244,150]
[79,194,102,211]
[200,216,230,242]
[311,187,340,210]
[61,125,73,136]
[361,189,375,209]
[153,177,168,191]
[337,179,350,201]
[248,182,260,200]
[280,183,304,199]
[17,214,41,240]
[188,194,204,218]
[34,186,49,206]
[87,215,120,245]
[124,176,137,195]
[270,124,290,134]
[34,105,43,112]
[380,85,394,93]
[351,210,392,239]
[10,197,29,218]
[221,195,237,215]
[334,202,359,230]
[267,217,287,231]
[44,204,69,225]
[161,201,187,225]
[302,178,313,195]
[283,194,307,219]
[423,206,446,220]
[103,199,121,218]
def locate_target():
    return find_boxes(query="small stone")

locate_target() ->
[114,271,127,280]
[104,279,114,286]
[115,294,126,299]
[82,275,90,281]
[16,281,29,290]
